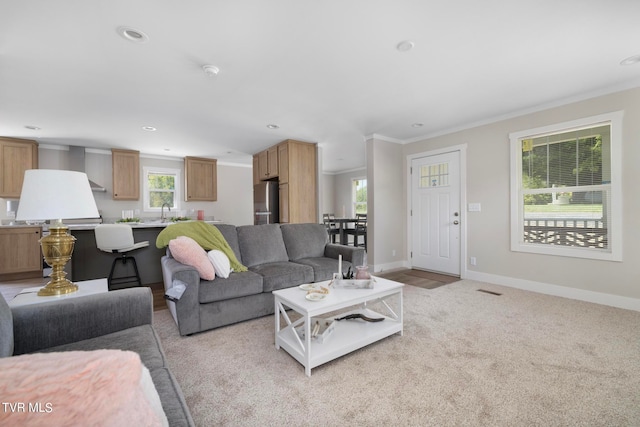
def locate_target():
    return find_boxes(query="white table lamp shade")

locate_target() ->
[16,169,99,221]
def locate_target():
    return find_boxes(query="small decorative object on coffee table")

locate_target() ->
[355,265,370,279]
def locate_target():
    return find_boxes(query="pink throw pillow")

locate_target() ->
[169,236,215,280]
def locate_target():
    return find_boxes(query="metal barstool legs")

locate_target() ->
[107,252,143,291]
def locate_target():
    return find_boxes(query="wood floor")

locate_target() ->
[0,269,457,311]
[375,268,459,289]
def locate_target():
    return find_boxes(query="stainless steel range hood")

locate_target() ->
[68,145,107,192]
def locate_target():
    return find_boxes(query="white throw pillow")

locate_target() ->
[208,250,231,278]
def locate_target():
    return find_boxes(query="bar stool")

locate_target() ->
[95,224,149,290]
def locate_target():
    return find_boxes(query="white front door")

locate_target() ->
[411,151,461,275]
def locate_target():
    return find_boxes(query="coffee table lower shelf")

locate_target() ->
[274,278,404,377]
[277,308,402,374]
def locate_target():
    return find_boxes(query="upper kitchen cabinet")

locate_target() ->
[0,137,38,198]
[112,149,140,200]
[185,156,217,201]
[255,145,279,181]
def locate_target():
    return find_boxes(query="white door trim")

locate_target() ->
[407,144,468,279]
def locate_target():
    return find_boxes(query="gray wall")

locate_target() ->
[332,168,366,218]
[367,137,405,271]
[320,173,336,217]
[403,87,640,303]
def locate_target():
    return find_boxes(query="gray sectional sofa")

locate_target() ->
[0,287,194,426]
[161,223,366,336]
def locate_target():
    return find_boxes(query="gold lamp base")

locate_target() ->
[38,224,78,296]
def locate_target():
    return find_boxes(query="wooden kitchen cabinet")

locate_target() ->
[256,146,279,180]
[277,139,317,224]
[253,155,260,185]
[112,149,140,200]
[0,137,38,198]
[0,226,42,280]
[254,139,317,224]
[279,182,289,223]
[185,156,217,201]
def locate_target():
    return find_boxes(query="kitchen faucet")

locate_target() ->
[161,203,171,221]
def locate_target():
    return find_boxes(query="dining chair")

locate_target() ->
[345,213,367,250]
[322,213,339,243]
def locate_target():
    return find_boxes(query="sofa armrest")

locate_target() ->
[324,244,366,267]
[161,255,202,336]
[12,287,153,355]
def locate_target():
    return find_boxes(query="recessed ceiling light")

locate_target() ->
[411,123,424,128]
[266,124,279,129]
[396,40,415,52]
[620,54,640,65]
[117,26,149,43]
[24,125,41,130]
[142,126,157,131]
[202,65,220,77]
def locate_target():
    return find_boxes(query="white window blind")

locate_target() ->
[510,112,622,261]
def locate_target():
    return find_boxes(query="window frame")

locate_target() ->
[142,166,182,213]
[352,177,367,217]
[509,111,623,261]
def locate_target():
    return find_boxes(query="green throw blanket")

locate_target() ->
[156,222,247,272]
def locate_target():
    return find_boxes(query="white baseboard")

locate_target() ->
[465,270,640,312]
[371,260,410,273]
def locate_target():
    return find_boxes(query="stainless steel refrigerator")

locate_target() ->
[254,181,279,224]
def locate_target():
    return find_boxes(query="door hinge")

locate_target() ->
[410,251,413,258]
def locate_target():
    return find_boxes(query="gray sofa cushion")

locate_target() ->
[215,224,243,264]
[249,262,314,292]
[293,257,352,282]
[280,223,328,260]
[198,270,263,304]
[40,324,167,370]
[0,295,13,357]
[237,224,289,267]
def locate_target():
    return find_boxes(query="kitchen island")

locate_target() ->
[68,221,222,286]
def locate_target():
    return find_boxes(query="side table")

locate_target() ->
[9,278,109,307]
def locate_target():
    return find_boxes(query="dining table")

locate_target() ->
[331,217,357,245]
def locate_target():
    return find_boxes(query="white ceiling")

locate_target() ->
[1,0,640,173]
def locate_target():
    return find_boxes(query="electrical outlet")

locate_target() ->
[392,249,396,257]
[470,257,477,266]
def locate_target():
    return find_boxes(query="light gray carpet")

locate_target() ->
[153,280,640,426]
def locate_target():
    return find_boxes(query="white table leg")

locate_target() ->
[304,312,312,376]
[274,297,281,349]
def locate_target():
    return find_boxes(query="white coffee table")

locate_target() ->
[273,276,403,376]
[9,278,109,307]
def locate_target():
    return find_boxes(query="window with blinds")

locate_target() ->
[509,112,623,261]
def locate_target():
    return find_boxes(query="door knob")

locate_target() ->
[453,220,459,225]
